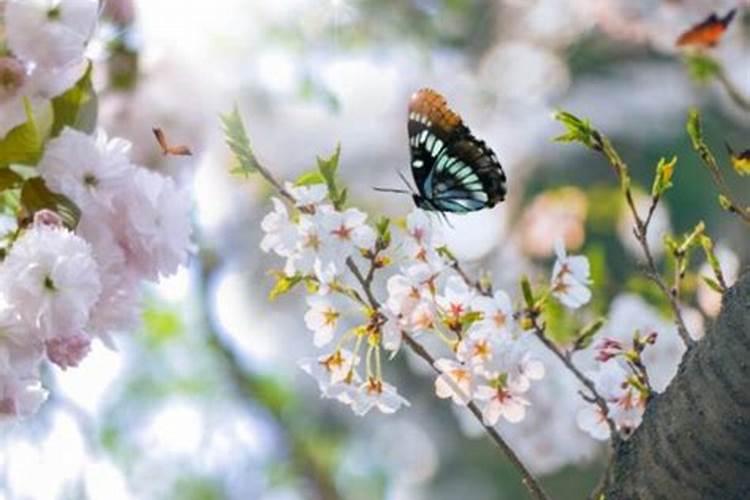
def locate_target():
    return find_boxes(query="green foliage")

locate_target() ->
[20,177,80,229]
[245,373,297,415]
[50,64,97,136]
[520,275,535,310]
[651,156,677,198]
[0,169,23,190]
[686,108,704,151]
[553,110,602,151]
[220,106,260,176]
[375,216,391,250]
[142,306,184,348]
[684,54,721,84]
[268,273,317,300]
[572,318,606,351]
[0,98,43,166]
[317,143,346,209]
[294,169,326,186]
[169,477,224,500]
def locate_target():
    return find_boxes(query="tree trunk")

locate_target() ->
[602,269,750,500]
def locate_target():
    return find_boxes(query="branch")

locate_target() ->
[600,137,696,349]
[529,318,619,444]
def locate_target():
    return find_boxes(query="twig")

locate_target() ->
[401,333,550,500]
[529,318,620,445]
[600,138,696,349]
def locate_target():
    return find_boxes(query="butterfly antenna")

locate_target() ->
[397,170,417,194]
[373,187,411,194]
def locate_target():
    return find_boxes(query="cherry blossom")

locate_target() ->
[299,350,360,404]
[434,358,473,405]
[471,290,515,337]
[474,383,530,425]
[285,182,328,210]
[303,295,342,347]
[352,377,409,416]
[260,197,297,258]
[550,238,591,309]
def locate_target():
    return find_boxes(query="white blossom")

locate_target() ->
[434,358,473,406]
[4,0,98,69]
[260,197,297,258]
[38,128,133,211]
[303,295,341,348]
[285,182,327,210]
[321,207,376,254]
[299,349,359,404]
[550,238,591,309]
[474,383,529,425]
[116,168,192,279]
[0,225,101,338]
[471,290,515,337]
[352,378,409,416]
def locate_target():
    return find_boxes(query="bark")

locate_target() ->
[602,270,750,500]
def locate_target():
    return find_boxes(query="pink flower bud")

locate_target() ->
[33,209,64,228]
[0,56,27,101]
[46,334,91,370]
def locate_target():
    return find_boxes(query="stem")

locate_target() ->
[529,319,620,444]
[401,333,550,500]
[601,138,696,349]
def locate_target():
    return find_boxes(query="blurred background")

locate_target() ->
[2,0,749,498]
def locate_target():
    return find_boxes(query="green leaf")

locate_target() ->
[0,169,23,190]
[20,177,81,229]
[717,194,733,212]
[701,275,724,294]
[268,273,304,300]
[460,310,483,329]
[0,98,43,166]
[375,216,391,250]
[651,156,677,197]
[553,110,602,151]
[142,306,183,348]
[220,106,260,176]
[573,317,605,351]
[294,170,325,186]
[686,108,703,151]
[317,143,344,209]
[684,54,721,84]
[50,63,97,136]
[520,276,535,309]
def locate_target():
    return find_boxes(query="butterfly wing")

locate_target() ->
[676,8,736,47]
[407,88,506,213]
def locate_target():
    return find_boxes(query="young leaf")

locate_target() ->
[50,63,97,136]
[553,110,602,151]
[295,170,325,186]
[317,143,344,209]
[701,275,724,294]
[684,54,721,84]
[651,156,677,197]
[0,98,43,166]
[20,177,81,229]
[220,106,259,176]
[573,317,605,351]
[0,168,23,191]
[268,273,304,301]
[686,108,704,151]
[520,276,535,310]
[375,216,391,250]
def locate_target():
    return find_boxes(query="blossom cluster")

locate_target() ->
[0,0,192,420]
[261,180,597,426]
[576,331,657,440]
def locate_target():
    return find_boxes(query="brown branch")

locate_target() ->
[601,138,696,349]
[529,318,619,445]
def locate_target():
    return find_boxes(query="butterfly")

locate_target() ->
[676,8,736,48]
[726,142,750,176]
[377,88,506,214]
[153,127,193,156]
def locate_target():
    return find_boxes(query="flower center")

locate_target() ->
[83,173,98,187]
[47,6,62,20]
[322,308,339,327]
[44,275,56,291]
[331,224,352,240]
